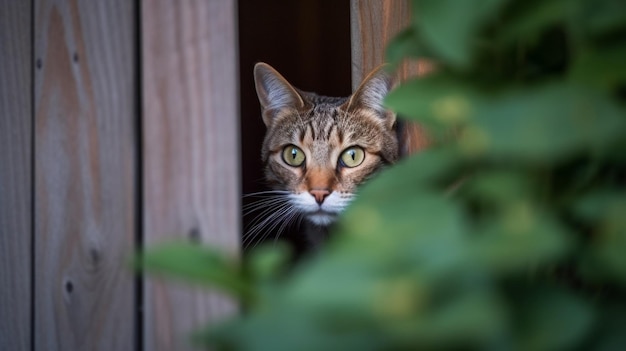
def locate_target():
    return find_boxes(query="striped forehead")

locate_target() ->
[266,102,383,151]
[300,107,341,141]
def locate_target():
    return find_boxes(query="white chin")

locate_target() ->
[306,212,337,226]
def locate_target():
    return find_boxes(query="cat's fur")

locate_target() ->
[251,62,399,248]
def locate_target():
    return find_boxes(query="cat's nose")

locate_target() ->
[310,189,330,204]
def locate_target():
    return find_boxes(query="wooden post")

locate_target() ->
[33,1,137,350]
[141,1,240,350]
[351,0,431,153]
[0,1,32,349]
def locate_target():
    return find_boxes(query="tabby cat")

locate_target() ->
[246,62,399,249]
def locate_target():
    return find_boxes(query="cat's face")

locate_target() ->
[254,63,398,226]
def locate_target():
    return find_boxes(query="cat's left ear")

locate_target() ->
[254,62,305,127]
[344,65,396,129]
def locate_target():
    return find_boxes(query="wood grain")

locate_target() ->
[351,0,432,153]
[350,0,434,85]
[33,1,136,350]
[0,1,32,350]
[141,1,240,350]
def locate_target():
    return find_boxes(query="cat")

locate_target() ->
[244,62,399,250]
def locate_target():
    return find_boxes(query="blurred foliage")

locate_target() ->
[141,0,626,349]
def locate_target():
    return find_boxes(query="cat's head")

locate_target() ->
[254,63,398,226]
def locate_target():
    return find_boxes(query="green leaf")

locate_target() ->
[464,170,532,205]
[384,289,508,349]
[139,242,250,300]
[246,243,292,281]
[385,28,428,69]
[576,0,626,35]
[591,303,626,351]
[339,192,469,278]
[333,149,471,285]
[464,83,626,160]
[385,75,482,136]
[208,308,384,351]
[284,254,421,323]
[569,46,626,90]
[414,0,510,68]
[339,149,462,239]
[514,286,594,350]
[573,191,626,286]
[571,190,625,222]
[498,0,573,43]
[349,147,460,198]
[471,211,572,274]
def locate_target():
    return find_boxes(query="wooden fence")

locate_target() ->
[0,1,421,350]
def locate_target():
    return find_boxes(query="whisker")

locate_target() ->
[242,197,288,215]
[250,205,294,250]
[243,213,280,248]
[244,202,289,237]
[273,209,302,245]
[243,190,291,198]
[264,206,293,236]
[243,202,291,247]
[259,204,293,235]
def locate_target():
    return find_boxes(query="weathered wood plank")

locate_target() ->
[141,0,240,350]
[0,1,32,349]
[350,0,435,85]
[33,1,136,350]
[351,0,432,153]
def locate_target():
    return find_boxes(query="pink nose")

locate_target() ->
[310,189,330,204]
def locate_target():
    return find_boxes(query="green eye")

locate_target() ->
[282,145,305,167]
[340,147,365,168]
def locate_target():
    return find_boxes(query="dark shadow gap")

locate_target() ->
[30,0,36,349]
[133,0,144,350]
[237,0,352,255]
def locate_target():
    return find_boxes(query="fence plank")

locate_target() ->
[33,1,136,350]
[351,0,431,153]
[0,1,32,349]
[141,1,240,350]
[350,0,435,85]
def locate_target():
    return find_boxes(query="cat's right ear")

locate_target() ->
[343,65,397,130]
[254,63,304,127]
